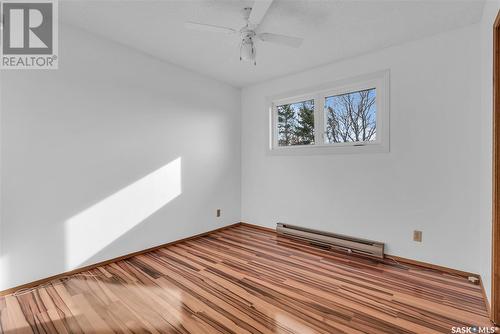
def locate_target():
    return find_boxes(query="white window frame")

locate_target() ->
[268,70,390,155]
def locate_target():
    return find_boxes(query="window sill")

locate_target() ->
[267,142,389,155]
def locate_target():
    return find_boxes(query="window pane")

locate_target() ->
[324,88,376,144]
[277,99,315,146]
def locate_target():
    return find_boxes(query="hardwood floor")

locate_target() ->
[0,224,492,334]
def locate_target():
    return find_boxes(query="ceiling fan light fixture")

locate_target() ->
[240,38,256,65]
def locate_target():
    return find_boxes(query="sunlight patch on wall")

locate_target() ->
[65,158,182,269]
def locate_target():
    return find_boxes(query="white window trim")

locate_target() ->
[267,70,390,155]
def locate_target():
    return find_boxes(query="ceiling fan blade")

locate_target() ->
[185,22,236,34]
[258,33,303,48]
[248,0,274,26]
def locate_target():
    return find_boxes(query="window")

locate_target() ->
[324,88,376,144]
[269,70,389,154]
[277,99,315,146]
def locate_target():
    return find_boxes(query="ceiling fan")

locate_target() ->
[185,0,303,65]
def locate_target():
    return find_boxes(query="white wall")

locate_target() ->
[479,0,500,306]
[241,24,482,274]
[0,24,241,290]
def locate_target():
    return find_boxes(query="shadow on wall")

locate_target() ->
[64,157,182,269]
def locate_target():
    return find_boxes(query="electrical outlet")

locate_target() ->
[216,209,221,218]
[468,276,480,285]
[413,230,422,242]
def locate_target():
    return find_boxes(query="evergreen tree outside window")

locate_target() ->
[277,100,314,146]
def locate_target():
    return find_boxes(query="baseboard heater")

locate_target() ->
[276,223,385,259]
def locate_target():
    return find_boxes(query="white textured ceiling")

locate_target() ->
[61,0,485,87]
